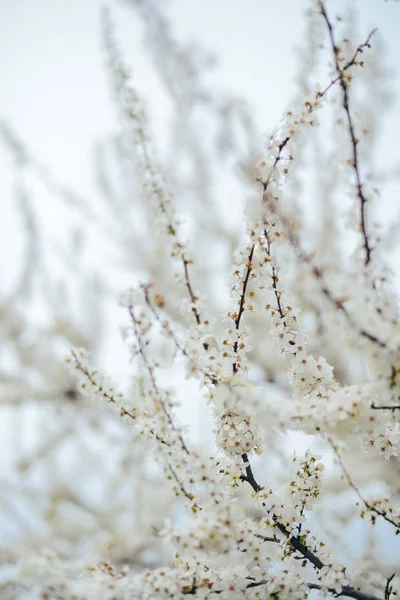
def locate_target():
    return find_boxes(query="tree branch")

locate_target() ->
[240,454,383,600]
[319,1,376,266]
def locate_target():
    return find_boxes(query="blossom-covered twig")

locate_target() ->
[331,442,400,533]
[128,305,190,455]
[319,0,376,266]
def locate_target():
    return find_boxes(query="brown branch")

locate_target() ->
[270,204,389,353]
[140,139,205,331]
[320,1,376,266]
[142,284,218,385]
[264,228,286,320]
[308,583,383,600]
[71,350,171,448]
[232,245,255,373]
[240,454,324,570]
[168,464,199,508]
[371,403,400,411]
[331,442,400,533]
[258,136,290,189]
[184,578,382,599]
[240,452,262,492]
[318,27,378,99]
[142,283,189,359]
[183,256,202,327]
[128,306,190,455]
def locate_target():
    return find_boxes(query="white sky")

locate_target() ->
[1,0,400,196]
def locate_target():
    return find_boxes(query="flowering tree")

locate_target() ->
[2,0,400,598]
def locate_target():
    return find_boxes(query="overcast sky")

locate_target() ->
[1,0,400,193]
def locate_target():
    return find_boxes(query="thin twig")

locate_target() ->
[371,403,400,411]
[71,350,171,448]
[331,442,400,533]
[270,204,389,353]
[141,284,218,384]
[128,306,190,455]
[320,1,376,266]
[232,245,255,373]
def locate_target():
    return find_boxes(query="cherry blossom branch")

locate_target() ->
[232,246,255,373]
[256,23,375,191]
[253,22,377,354]
[241,454,324,570]
[301,254,386,350]
[141,284,219,384]
[167,464,198,507]
[128,306,190,455]
[183,577,381,599]
[331,442,400,533]
[264,228,286,320]
[254,13,378,330]
[317,26,378,99]
[371,403,400,411]
[259,136,290,189]
[142,284,189,359]
[319,1,376,266]
[240,454,383,600]
[140,143,205,329]
[308,582,383,600]
[71,338,199,512]
[105,17,205,331]
[271,204,389,352]
[182,256,202,327]
[69,349,171,448]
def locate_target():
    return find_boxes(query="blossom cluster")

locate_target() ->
[211,378,263,458]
